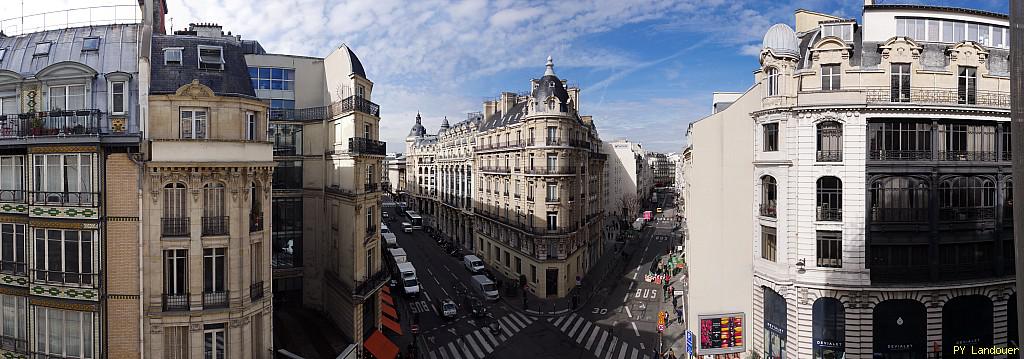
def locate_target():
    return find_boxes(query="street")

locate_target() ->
[383,190,683,359]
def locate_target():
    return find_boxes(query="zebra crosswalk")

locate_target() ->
[548,314,652,359]
[427,312,536,359]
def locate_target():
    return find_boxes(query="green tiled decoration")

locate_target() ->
[30,283,99,301]
[29,205,98,219]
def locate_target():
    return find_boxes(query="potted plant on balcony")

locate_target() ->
[29,117,44,136]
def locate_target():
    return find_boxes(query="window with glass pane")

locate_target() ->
[816,231,842,268]
[270,124,302,156]
[0,96,16,115]
[198,46,224,70]
[765,67,780,96]
[33,42,50,56]
[245,112,257,141]
[49,85,86,110]
[817,121,843,162]
[203,248,226,293]
[34,307,93,359]
[82,38,99,51]
[164,249,187,295]
[816,176,842,221]
[890,64,911,102]
[110,81,126,114]
[761,226,777,262]
[763,123,778,152]
[958,67,976,105]
[867,120,932,160]
[546,183,557,201]
[204,325,226,359]
[0,156,23,202]
[760,175,777,217]
[0,293,27,352]
[180,109,208,139]
[249,67,295,91]
[546,211,557,230]
[820,65,841,91]
[164,326,189,359]
[546,154,557,169]
[0,223,25,275]
[0,48,6,61]
[33,154,92,205]
[34,229,94,286]
[164,48,182,65]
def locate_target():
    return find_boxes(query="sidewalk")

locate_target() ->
[657,223,689,358]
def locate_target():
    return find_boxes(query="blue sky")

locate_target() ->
[10,0,1009,152]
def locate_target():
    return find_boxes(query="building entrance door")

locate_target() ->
[545,268,558,297]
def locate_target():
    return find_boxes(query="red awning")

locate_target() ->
[381,292,394,306]
[381,303,398,319]
[382,285,391,294]
[382,315,403,335]
[364,330,399,359]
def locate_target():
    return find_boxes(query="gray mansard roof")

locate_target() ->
[479,101,527,131]
[0,24,140,76]
[150,34,256,98]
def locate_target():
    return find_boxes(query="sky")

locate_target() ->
[2,0,1009,153]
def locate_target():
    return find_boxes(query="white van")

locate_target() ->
[388,248,407,263]
[463,255,484,273]
[383,233,398,248]
[396,262,420,296]
[471,275,499,301]
[402,222,413,233]
[381,224,391,234]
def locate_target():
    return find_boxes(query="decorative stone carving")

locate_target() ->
[189,323,202,332]
[175,79,215,98]
[810,37,853,64]
[879,36,923,63]
[947,41,990,72]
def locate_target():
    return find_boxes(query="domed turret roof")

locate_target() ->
[439,116,450,133]
[762,23,800,58]
[408,112,427,137]
[532,56,569,104]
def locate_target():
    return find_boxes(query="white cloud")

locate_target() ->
[740,44,763,56]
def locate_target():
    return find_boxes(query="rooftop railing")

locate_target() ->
[0,5,141,37]
[861,86,1010,108]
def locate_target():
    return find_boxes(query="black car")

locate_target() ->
[469,298,487,318]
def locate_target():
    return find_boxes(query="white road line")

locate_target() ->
[606,337,619,359]
[618,344,628,359]
[631,322,639,336]
[575,322,594,343]
[482,326,502,347]
[630,347,639,359]
[632,272,638,280]
[625,306,632,318]
[567,316,584,335]
[446,343,461,359]
[450,272,459,280]
[552,315,566,327]
[473,331,493,353]
[501,316,522,331]
[585,326,600,350]
[464,333,485,358]
[437,347,450,359]
[434,277,442,285]
[440,287,449,296]
[508,313,527,328]
[424,292,431,302]
[594,331,609,357]
[428,268,436,277]
[499,318,515,337]
[640,343,645,350]
[561,314,580,332]
[623,293,629,303]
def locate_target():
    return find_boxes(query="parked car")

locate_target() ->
[440,299,457,320]
[471,275,499,301]
[463,255,485,273]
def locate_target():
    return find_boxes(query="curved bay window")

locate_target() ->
[812,297,845,359]
[816,121,842,162]
[760,175,777,217]
[869,176,929,223]
[763,287,787,359]
[816,177,842,221]
[867,120,931,160]
[939,122,997,161]
[766,67,780,96]
[938,176,995,222]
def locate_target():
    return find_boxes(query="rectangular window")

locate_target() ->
[364,124,371,138]
[546,183,557,201]
[515,256,522,274]
[546,126,557,143]
[164,326,189,359]
[504,251,510,267]
[530,264,537,283]
[356,85,366,98]
[763,123,779,152]
[110,81,126,114]
[546,154,557,169]
[164,48,183,65]
[761,225,776,262]
[890,64,911,102]
[816,231,842,268]
[245,112,257,141]
[820,65,841,91]
[180,108,208,139]
[33,154,93,205]
[958,67,977,105]
[82,38,100,51]
[164,249,187,295]
[867,120,933,160]
[204,324,226,359]
[821,24,852,41]
[33,42,51,56]
[0,223,25,275]
[0,96,15,115]
[48,85,86,110]
[198,46,225,70]
[34,307,93,358]
[1,293,27,352]
[203,248,226,293]
[546,211,557,231]
[249,67,296,91]
[0,156,24,202]
[35,229,95,286]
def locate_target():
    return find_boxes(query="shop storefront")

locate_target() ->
[873,299,926,359]
[763,287,787,359]
[942,295,993,358]
[812,297,845,359]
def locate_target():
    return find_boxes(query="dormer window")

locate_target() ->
[33,42,51,56]
[82,38,100,51]
[821,23,853,42]
[0,48,6,61]
[197,45,224,70]
[164,48,182,65]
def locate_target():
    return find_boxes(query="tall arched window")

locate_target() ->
[938,176,995,222]
[250,181,264,232]
[162,183,188,237]
[870,176,929,223]
[766,67,780,96]
[812,297,846,359]
[816,121,843,162]
[816,176,842,221]
[202,183,227,236]
[760,175,777,217]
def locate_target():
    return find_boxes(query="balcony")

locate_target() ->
[201,216,229,236]
[523,166,576,175]
[348,137,386,156]
[871,208,929,223]
[162,293,190,311]
[937,150,999,162]
[816,207,842,222]
[352,269,389,298]
[269,106,330,121]
[479,166,511,174]
[759,203,777,218]
[203,290,229,309]
[33,270,96,287]
[862,87,1009,109]
[0,260,26,276]
[546,196,559,203]
[868,150,932,161]
[816,150,842,162]
[250,212,265,232]
[939,207,995,222]
[0,189,24,203]
[330,95,381,117]
[161,218,190,237]
[273,145,299,156]
[0,110,102,138]
[250,281,265,301]
[364,183,380,193]
[31,191,98,206]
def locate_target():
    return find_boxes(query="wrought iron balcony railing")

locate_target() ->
[816,150,842,162]
[861,86,1009,108]
[939,207,995,222]
[816,207,842,222]
[250,281,265,301]
[523,166,576,175]
[353,269,389,298]
[162,218,190,237]
[0,189,24,203]
[203,290,229,309]
[250,212,264,232]
[202,216,229,236]
[759,203,777,218]
[330,95,381,117]
[937,150,999,162]
[31,191,98,206]
[162,293,190,311]
[870,208,928,223]
[868,150,932,161]
[269,106,330,121]
[348,137,386,156]
[478,166,511,173]
[364,183,380,193]
[1,110,103,138]
[0,260,25,276]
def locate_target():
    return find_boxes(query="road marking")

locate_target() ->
[445,343,460,359]
[424,292,432,302]
[567,316,585,336]
[552,315,566,327]
[508,313,527,328]
[457,338,476,359]
[464,333,485,358]
[473,331,493,353]
[499,318,515,337]
[632,271,638,280]
[631,347,639,359]
[628,282,634,290]
[625,306,632,318]
[560,314,578,331]
[594,331,609,357]
[631,322,639,336]
[575,322,593,343]
[640,343,645,350]
[584,325,600,350]
[482,325,501,347]
[440,287,449,296]
[618,344,628,359]
[607,337,619,359]
[450,272,459,280]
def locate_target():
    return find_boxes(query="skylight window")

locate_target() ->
[164,48,183,65]
[33,42,51,56]
[82,37,100,51]
[197,45,224,70]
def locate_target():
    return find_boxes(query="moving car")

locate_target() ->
[463,255,485,273]
[402,222,413,233]
[471,275,499,301]
[396,262,420,296]
[440,299,457,320]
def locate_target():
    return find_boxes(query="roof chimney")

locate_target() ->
[189,22,224,38]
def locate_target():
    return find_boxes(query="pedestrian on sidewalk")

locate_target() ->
[672,292,678,308]
[676,307,683,324]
